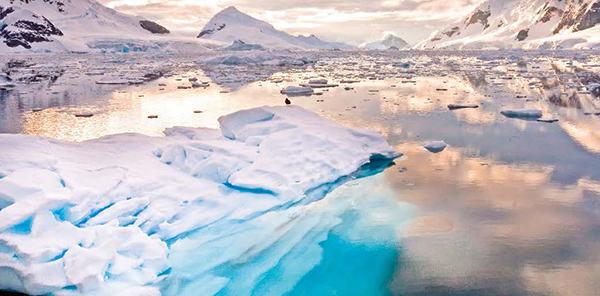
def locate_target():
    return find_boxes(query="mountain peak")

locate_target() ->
[220,6,241,15]
[383,33,399,40]
[360,33,409,50]
[197,6,353,50]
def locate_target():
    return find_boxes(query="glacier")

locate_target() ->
[0,105,404,295]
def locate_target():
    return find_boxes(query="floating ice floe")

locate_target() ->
[95,79,129,85]
[537,118,559,123]
[280,86,314,95]
[0,106,399,296]
[423,141,448,153]
[299,78,339,88]
[500,109,543,119]
[448,104,479,110]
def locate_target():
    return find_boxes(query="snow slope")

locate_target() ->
[198,6,355,51]
[0,5,66,51]
[0,0,215,52]
[0,106,399,295]
[416,0,600,49]
[360,34,410,50]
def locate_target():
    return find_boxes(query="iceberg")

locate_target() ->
[423,141,448,153]
[0,106,400,296]
[500,109,543,119]
[299,78,339,88]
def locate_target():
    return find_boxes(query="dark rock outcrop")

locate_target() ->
[139,20,170,34]
[9,0,65,13]
[554,0,600,33]
[466,8,491,29]
[516,29,529,41]
[197,23,225,38]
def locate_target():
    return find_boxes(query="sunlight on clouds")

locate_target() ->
[381,0,401,7]
[97,0,480,44]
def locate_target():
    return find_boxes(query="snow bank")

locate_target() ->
[0,106,399,295]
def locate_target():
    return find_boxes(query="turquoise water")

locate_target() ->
[286,211,399,296]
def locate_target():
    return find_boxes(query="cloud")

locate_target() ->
[98,0,481,44]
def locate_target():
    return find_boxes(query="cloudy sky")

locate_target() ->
[99,0,481,45]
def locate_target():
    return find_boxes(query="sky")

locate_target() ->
[99,0,481,45]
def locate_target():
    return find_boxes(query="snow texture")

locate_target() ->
[197,6,354,51]
[0,105,399,295]
[416,0,600,50]
[0,0,219,53]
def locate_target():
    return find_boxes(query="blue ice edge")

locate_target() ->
[160,153,408,296]
[164,153,400,246]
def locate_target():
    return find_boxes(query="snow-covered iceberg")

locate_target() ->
[0,106,400,295]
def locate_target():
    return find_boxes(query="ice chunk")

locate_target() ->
[537,118,559,123]
[280,86,314,95]
[218,108,275,140]
[423,141,447,153]
[309,78,328,85]
[500,109,543,119]
[448,104,478,110]
[96,80,129,85]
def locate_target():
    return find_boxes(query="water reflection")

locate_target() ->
[1,52,600,295]
[387,144,600,295]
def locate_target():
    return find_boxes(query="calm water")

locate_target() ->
[1,52,600,295]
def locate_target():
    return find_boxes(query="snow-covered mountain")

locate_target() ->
[416,0,600,49]
[0,0,174,52]
[360,34,410,50]
[198,6,354,50]
[0,5,65,50]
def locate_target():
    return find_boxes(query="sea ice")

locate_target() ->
[500,109,543,119]
[423,141,448,153]
[280,86,314,95]
[0,106,399,296]
[448,104,479,110]
[198,52,315,66]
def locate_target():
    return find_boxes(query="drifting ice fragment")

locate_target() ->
[537,118,559,123]
[95,79,129,85]
[500,109,543,119]
[423,141,447,153]
[280,86,314,96]
[309,78,328,84]
[448,104,478,110]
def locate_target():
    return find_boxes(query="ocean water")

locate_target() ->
[1,51,600,295]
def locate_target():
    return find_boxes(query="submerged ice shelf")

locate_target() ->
[0,106,401,296]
